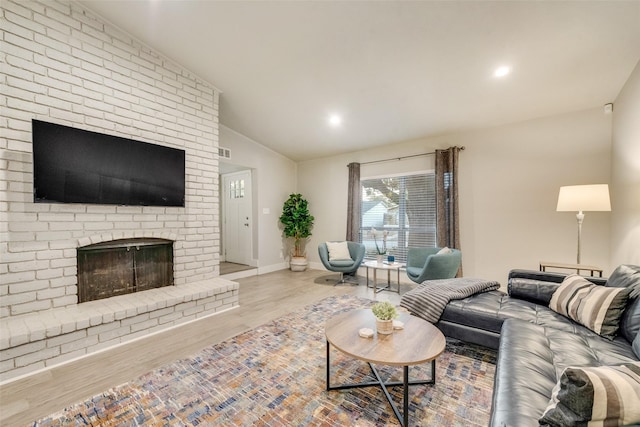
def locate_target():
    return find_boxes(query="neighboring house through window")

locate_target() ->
[360,172,436,262]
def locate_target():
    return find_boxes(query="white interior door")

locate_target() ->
[222,170,252,265]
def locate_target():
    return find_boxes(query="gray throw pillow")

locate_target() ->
[539,362,640,427]
[606,265,640,343]
[606,264,640,298]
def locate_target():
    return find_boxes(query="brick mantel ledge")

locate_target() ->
[0,278,239,383]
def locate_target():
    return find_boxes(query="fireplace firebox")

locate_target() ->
[77,238,174,303]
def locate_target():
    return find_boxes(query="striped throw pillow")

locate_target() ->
[549,274,629,339]
[539,362,640,427]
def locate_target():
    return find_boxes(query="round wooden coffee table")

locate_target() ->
[325,309,446,426]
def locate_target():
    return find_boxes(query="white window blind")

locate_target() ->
[360,173,436,262]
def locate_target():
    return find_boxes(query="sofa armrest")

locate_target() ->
[508,278,560,305]
[507,269,608,305]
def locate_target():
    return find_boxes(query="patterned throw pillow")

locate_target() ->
[549,274,629,339]
[539,362,640,427]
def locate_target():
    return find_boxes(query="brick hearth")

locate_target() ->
[0,278,238,382]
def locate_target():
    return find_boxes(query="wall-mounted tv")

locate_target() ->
[32,120,185,207]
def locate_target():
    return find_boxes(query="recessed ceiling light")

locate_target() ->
[328,114,342,127]
[494,66,511,78]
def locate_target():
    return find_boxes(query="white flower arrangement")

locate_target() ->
[370,227,388,255]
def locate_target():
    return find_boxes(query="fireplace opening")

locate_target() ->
[77,238,174,303]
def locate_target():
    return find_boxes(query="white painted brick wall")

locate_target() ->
[0,0,237,381]
[1,0,222,319]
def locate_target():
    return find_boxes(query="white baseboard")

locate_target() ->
[257,262,289,275]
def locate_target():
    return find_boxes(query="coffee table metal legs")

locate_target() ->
[326,341,436,427]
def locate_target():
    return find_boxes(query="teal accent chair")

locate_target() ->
[405,247,462,284]
[318,241,366,285]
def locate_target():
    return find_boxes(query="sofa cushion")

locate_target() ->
[634,331,640,359]
[606,264,640,343]
[328,259,356,267]
[539,362,640,427]
[406,266,422,277]
[440,291,509,333]
[441,290,619,339]
[620,297,640,344]
[549,274,629,339]
[489,319,637,427]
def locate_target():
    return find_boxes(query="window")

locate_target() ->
[360,172,436,262]
[229,179,245,199]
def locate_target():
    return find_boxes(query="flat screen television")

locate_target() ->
[32,119,186,207]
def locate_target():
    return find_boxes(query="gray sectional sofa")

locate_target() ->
[433,265,640,426]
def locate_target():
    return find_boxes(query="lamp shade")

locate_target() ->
[556,184,611,212]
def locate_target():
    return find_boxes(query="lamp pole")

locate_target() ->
[576,211,584,265]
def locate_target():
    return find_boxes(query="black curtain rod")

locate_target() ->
[352,146,465,166]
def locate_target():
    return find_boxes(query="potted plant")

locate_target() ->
[371,301,398,335]
[279,193,314,271]
[370,228,388,263]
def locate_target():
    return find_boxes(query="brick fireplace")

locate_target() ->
[1,0,238,382]
[77,238,174,303]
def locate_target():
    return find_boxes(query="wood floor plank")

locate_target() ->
[0,268,408,426]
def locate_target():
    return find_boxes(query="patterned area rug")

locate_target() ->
[31,295,496,426]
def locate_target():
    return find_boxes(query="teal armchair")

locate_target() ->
[318,241,366,285]
[405,247,462,284]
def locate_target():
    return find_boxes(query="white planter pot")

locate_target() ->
[376,318,394,335]
[290,256,308,272]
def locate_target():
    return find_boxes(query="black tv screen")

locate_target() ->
[32,120,185,207]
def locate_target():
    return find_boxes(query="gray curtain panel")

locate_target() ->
[435,147,462,275]
[346,162,361,242]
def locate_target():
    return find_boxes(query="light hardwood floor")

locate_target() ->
[0,268,413,426]
[219,261,255,275]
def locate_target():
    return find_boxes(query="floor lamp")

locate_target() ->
[556,184,611,264]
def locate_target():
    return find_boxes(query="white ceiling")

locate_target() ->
[79,1,640,162]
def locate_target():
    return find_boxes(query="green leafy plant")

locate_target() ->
[371,301,398,321]
[279,193,314,257]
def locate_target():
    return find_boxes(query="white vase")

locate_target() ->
[376,254,383,264]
